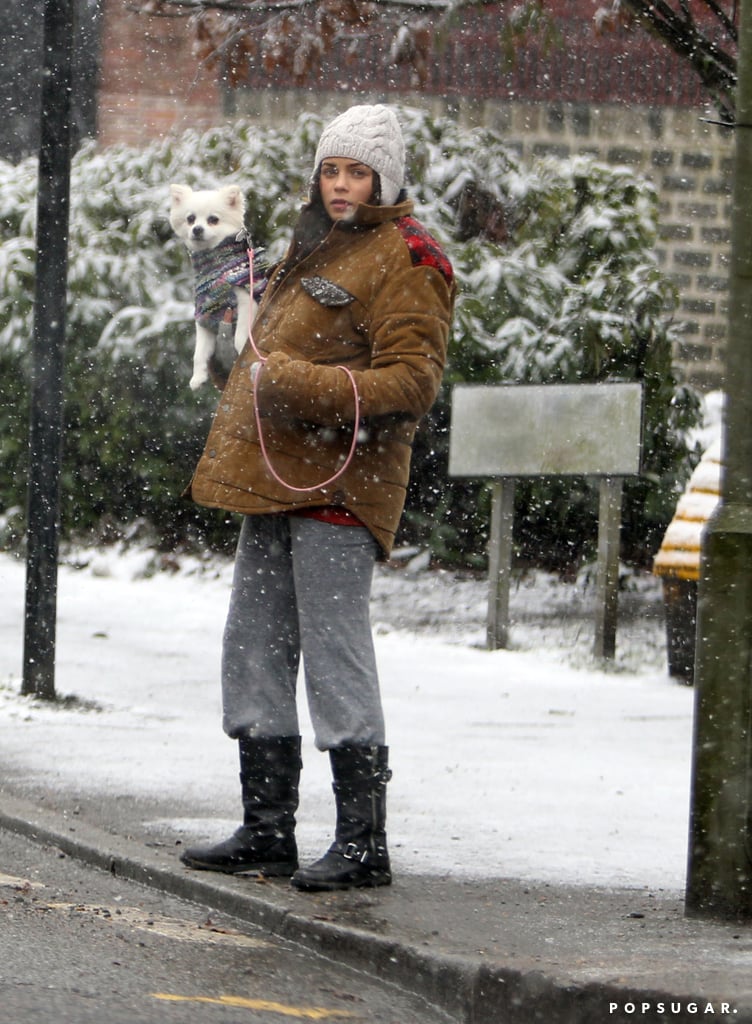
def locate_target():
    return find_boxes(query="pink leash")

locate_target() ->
[246,248,361,493]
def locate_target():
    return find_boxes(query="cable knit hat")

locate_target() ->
[313,104,406,206]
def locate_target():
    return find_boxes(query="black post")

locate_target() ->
[21,0,75,700]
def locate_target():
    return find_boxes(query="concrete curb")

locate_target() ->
[1,797,749,1024]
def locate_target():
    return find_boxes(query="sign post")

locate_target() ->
[449,382,643,657]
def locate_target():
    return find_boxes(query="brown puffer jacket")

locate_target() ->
[188,196,455,557]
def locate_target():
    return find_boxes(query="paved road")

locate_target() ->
[0,826,453,1024]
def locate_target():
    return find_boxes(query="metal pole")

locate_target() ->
[486,479,515,650]
[593,476,623,661]
[685,0,752,920]
[21,0,75,700]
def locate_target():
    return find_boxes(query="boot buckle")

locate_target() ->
[342,842,368,863]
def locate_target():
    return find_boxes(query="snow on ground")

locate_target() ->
[0,542,693,892]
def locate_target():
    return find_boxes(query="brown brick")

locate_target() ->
[659,224,693,241]
[701,226,731,245]
[651,150,674,168]
[677,341,713,363]
[674,250,713,269]
[532,142,571,159]
[662,175,697,192]
[682,297,717,315]
[703,322,728,341]
[607,147,643,165]
[696,274,729,293]
[703,177,732,196]
[666,271,693,289]
[681,152,713,170]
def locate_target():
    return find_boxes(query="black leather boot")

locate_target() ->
[180,735,301,876]
[291,745,391,892]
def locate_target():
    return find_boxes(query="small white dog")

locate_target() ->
[169,183,255,389]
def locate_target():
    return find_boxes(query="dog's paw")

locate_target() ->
[189,370,209,390]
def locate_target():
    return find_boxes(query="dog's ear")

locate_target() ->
[221,185,245,214]
[169,183,192,208]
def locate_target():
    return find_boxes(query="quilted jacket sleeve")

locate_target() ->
[254,260,454,427]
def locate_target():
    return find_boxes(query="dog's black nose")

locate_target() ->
[192,225,204,238]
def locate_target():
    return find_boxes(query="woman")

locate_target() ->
[181,103,455,891]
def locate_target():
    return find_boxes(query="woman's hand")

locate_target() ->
[257,350,291,383]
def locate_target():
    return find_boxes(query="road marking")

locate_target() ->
[1,875,267,947]
[0,872,45,890]
[43,901,269,947]
[152,993,356,1019]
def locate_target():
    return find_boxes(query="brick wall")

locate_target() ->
[96,3,223,148]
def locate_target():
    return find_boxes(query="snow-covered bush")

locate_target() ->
[0,110,699,565]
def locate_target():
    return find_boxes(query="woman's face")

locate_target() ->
[319,158,376,221]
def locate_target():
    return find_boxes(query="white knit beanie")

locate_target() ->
[313,104,406,206]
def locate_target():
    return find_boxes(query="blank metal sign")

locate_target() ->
[448,382,643,479]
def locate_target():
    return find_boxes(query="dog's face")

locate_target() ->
[169,184,246,252]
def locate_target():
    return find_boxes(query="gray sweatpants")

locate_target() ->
[221,514,385,750]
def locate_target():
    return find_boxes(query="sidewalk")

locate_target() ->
[3,546,751,1021]
[1,781,751,1024]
